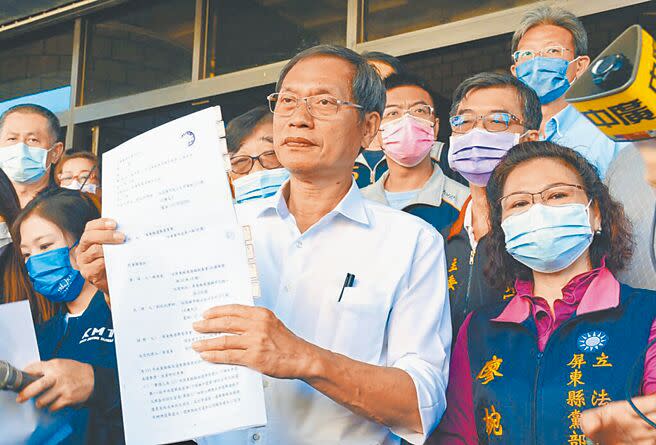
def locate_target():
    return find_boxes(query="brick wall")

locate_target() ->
[82,23,193,104]
[0,25,72,101]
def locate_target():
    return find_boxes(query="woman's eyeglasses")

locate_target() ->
[230,150,282,174]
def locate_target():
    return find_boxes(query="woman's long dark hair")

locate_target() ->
[11,188,101,322]
[14,188,101,243]
[0,169,55,322]
[485,141,634,289]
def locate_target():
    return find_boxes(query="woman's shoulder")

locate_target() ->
[618,283,656,315]
[619,282,656,299]
[82,291,113,325]
[36,308,65,333]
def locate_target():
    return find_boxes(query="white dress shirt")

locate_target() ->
[197,180,451,445]
[462,199,477,250]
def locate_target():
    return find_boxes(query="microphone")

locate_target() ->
[0,360,39,392]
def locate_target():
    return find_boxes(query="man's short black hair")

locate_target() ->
[0,103,61,142]
[361,51,405,76]
[226,105,273,154]
[450,72,542,131]
[384,73,440,116]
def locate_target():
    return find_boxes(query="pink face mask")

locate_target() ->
[381,114,435,167]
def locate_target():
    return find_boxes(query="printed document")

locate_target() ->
[102,106,266,445]
[0,301,39,445]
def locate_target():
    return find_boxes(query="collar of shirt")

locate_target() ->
[365,163,447,208]
[57,289,105,318]
[355,151,387,170]
[361,149,386,167]
[542,104,630,180]
[257,178,370,228]
[462,199,477,250]
[544,104,579,140]
[492,260,620,324]
[446,195,472,241]
[384,189,420,210]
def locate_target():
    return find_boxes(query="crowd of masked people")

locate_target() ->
[1,5,656,445]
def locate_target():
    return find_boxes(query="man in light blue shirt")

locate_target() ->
[77,45,452,445]
[510,5,628,178]
[542,102,628,179]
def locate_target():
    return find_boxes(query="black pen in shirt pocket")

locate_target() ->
[337,273,356,302]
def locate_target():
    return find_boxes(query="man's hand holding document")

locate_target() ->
[102,106,266,445]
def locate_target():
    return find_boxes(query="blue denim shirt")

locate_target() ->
[543,105,629,179]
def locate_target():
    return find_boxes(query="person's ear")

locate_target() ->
[70,243,80,270]
[49,142,65,166]
[373,129,383,150]
[519,130,540,142]
[573,55,591,80]
[433,117,440,140]
[361,111,382,151]
[590,201,602,232]
[510,63,518,77]
[367,123,383,150]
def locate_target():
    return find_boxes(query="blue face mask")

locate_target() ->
[26,245,85,303]
[515,57,579,104]
[0,142,50,184]
[233,168,290,204]
[501,202,594,273]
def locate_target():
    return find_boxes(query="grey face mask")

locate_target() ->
[0,222,11,249]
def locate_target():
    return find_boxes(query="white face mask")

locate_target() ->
[0,222,12,249]
[62,179,98,194]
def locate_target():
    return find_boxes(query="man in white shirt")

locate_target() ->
[77,45,452,445]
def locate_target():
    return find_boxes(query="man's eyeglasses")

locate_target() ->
[500,184,588,217]
[267,92,363,119]
[449,112,523,134]
[512,45,573,63]
[230,150,282,174]
[382,104,434,122]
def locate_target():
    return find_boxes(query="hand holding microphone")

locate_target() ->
[14,359,95,412]
[0,360,40,393]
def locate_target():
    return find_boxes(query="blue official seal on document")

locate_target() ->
[181,130,195,147]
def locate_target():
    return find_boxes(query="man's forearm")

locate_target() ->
[302,342,422,434]
[192,305,428,434]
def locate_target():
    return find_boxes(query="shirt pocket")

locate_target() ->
[328,286,390,364]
